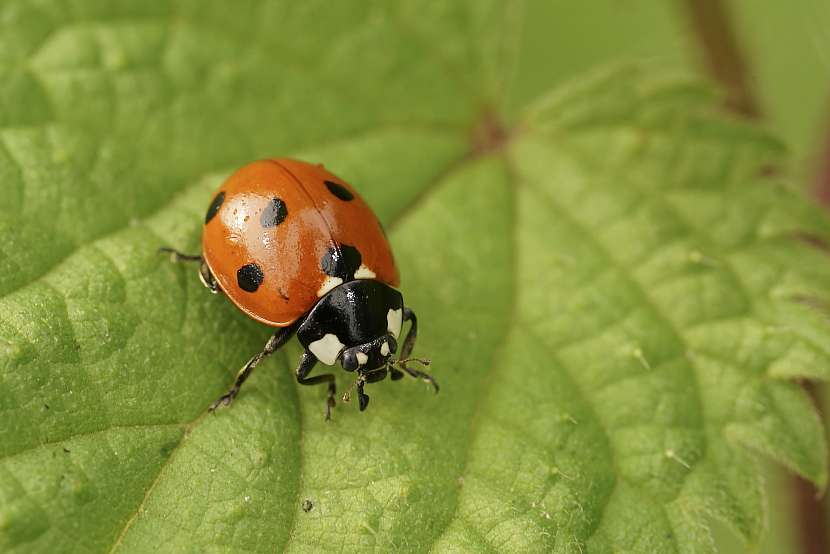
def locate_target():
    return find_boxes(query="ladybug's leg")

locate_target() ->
[198,261,221,294]
[158,247,221,294]
[399,308,418,359]
[295,351,337,421]
[398,364,439,393]
[356,380,368,412]
[209,325,296,412]
[157,246,201,262]
[397,308,439,393]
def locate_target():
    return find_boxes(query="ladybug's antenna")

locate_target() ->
[394,357,431,368]
[394,358,439,393]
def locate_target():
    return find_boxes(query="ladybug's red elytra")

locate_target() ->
[160,159,437,419]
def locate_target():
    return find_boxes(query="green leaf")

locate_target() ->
[1,3,830,553]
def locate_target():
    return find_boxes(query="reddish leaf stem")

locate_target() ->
[682,0,760,118]
[793,383,830,554]
[815,109,830,207]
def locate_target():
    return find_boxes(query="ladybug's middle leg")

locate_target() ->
[209,324,296,412]
[295,351,337,421]
[157,247,221,294]
[158,246,201,262]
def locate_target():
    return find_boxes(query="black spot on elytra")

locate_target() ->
[237,263,264,292]
[205,191,225,223]
[260,197,288,228]
[320,243,362,281]
[324,180,354,201]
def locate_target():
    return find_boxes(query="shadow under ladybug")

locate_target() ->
[159,159,437,419]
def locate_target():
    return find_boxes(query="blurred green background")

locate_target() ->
[514,0,829,183]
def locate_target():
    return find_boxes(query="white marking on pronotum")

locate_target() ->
[387,308,402,339]
[380,341,390,357]
[356,352,369,366]
[308,333,345,365]
[354,264,376,279]
[317,276,343,297]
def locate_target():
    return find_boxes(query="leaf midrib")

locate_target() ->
[106,411,211,553]
[423,153,519,551]
[426,135,718,551]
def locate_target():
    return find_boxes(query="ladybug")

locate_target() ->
[160,159,436,419]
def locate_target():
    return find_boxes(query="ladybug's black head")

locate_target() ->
[340,334,397,372]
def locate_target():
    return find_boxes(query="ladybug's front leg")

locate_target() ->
[354,366,388,412]
[295,351,337,421]
[399,307,418,359]
[209,324,296,412]
[397,308,439,393]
